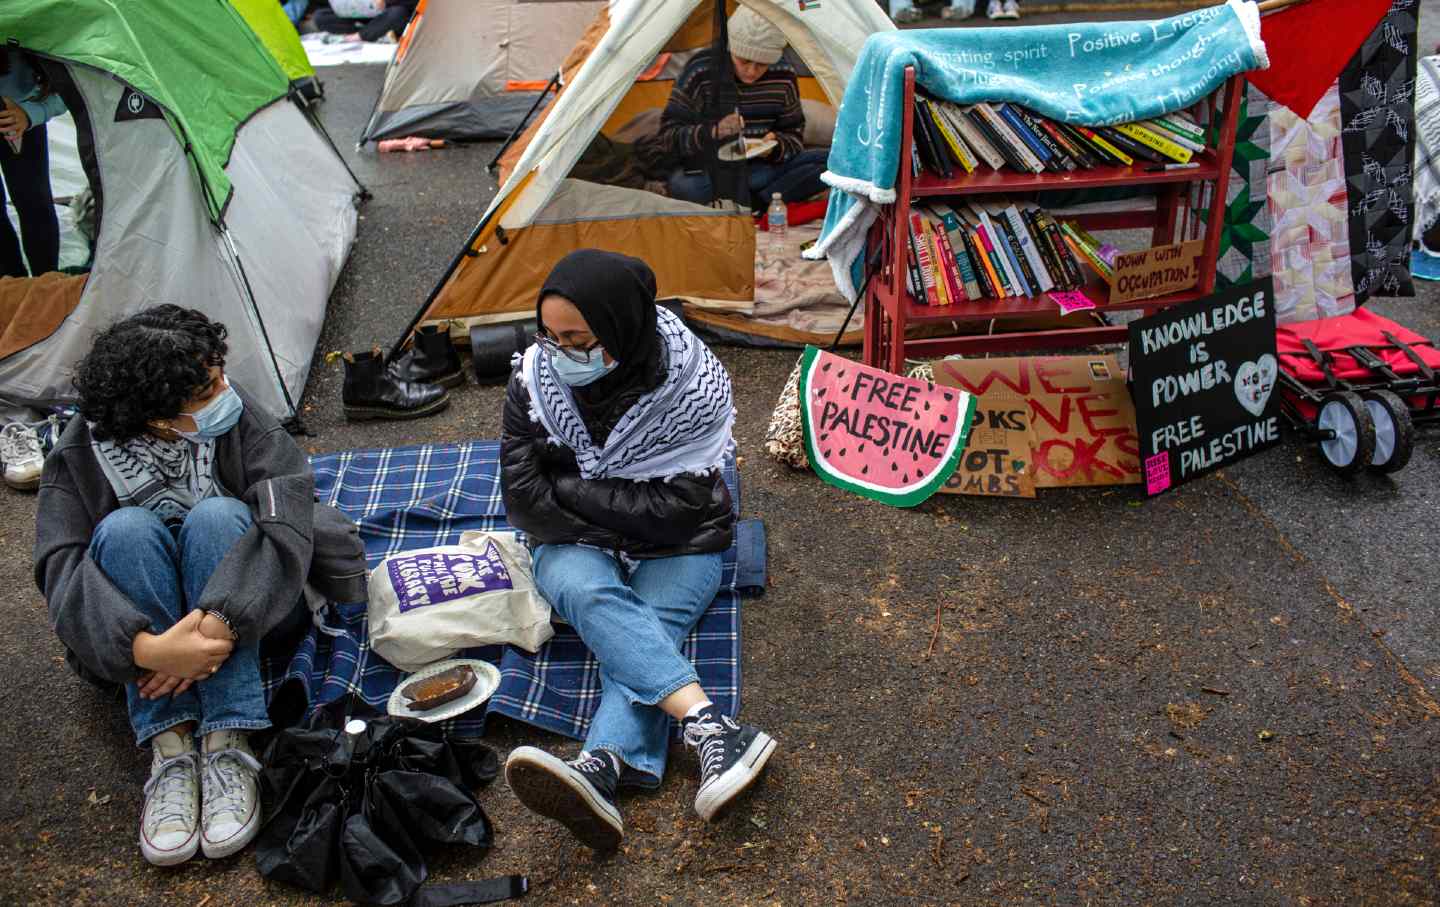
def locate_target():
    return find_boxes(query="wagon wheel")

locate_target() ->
[1315,391,1375,476]
[1361,389,1415,474]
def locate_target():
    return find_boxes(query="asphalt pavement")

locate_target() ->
[2,7,1439,905]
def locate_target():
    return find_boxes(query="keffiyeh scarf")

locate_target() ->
[520,307,735,481]
[93,431,219,526]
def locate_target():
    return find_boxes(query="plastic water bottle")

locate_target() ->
[766,192,787,253]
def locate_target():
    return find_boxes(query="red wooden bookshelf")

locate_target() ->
[862,67,1244,372]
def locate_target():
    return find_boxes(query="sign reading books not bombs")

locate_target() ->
[1128,278,1280,496]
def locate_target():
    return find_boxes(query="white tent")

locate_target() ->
[361,0,606,143]
[403,0,894,346]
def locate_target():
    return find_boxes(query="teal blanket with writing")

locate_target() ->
[804,0,1268,301]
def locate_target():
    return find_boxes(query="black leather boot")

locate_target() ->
[391,324,465,389]
[342,348,450,421]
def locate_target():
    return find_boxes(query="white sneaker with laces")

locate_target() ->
[140,729,201,866]
[0,422,44,491]
[1002,0,1020,18]
[200,730,263,859]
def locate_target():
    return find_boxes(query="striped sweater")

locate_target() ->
[655,52,805,167]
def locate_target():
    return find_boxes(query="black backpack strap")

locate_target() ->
[409,876,529,907]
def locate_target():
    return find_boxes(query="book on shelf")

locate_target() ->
[897,196,1098,305]
[908,90,1210,180]
[1096,126,1163,164]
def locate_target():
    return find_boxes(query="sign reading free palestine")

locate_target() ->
[799,347,975,507]
[1127,278,1280,496]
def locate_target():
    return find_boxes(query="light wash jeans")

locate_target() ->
[90,499,271,745]
[531,544,723,787]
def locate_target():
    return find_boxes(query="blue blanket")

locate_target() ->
[805,0,1269,300]
[262,441,752,743]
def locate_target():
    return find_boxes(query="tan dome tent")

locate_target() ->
[361,0,607,143]
[2,0,362,423]
[392,0,892,352]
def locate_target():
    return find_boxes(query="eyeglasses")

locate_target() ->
[534,332,602,364]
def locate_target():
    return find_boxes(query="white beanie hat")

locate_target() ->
[728,7,787,66]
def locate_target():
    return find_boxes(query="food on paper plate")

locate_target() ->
[401,665,477,711]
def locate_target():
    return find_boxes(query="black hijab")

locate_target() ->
[537,249,666,442]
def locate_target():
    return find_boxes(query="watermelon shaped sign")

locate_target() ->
[798,346,975,507]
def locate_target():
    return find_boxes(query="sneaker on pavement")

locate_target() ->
[0,422,44,491]
[200,730,262,859]
[940,0,976,19]
[986,0,1013,19]
[892,6,925,23]
[682,705,777,822]
[140,729,201,867]
[505,747,624,851]
[1001,0,1020,18]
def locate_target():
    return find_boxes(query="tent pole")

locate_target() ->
[487,69,561,174]
[220,226,309,433]
[293,88,372,200]
[385,208,497,364]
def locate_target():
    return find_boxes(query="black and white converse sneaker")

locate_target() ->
[505,747,624,851]
[682,706,777,821]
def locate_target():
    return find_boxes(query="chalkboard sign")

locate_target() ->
[1127,278,1280,496]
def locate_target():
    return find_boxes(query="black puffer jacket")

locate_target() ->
[499,372,734,557]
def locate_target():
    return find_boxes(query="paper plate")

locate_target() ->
[717,137,778,162]
[387,658,501,724]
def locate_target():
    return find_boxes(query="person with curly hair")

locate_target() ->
[33,305,367,867]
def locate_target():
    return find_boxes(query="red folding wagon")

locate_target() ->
[1275,309,1440,475]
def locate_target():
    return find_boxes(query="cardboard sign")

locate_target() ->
[941,392,1036,498]
[1128,278,1280,495]
[799,347,976,507]
[934,355,1141,488]
[1109,239,1205,304]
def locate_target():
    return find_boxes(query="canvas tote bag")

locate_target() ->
[368,531,554,672]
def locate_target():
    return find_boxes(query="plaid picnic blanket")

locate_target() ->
[261,441,747,742]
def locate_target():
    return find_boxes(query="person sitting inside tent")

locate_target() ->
[34,305,366,867]
[652,7,827,210]
[0,45,65,278]
[500,249,777,852]
[312,0,416,43]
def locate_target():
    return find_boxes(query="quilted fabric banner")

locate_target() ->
[1338,0,1418,302]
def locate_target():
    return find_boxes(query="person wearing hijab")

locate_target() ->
[499,249,776,852]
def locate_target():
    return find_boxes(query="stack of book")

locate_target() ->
[909,93,1207,178]
[903,199,1104,306]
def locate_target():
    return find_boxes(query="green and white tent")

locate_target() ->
[1,0,361,422]
[230,0,324,99]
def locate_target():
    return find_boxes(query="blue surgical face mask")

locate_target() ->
[550,346,617,387]
[178,379,244,441]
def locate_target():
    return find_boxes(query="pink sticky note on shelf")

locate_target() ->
[1048,289,1097,316]
[1144,451,1172,496]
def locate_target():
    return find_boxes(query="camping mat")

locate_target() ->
[262,441,750,742]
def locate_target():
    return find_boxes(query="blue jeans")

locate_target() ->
[90,500,271,745]
[667,147,830,210]
[532,545,723,787]
[281,0,309,24]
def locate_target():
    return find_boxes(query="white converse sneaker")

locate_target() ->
[0,422,44,491]
[200,730,262,859]
[139,729,201,866]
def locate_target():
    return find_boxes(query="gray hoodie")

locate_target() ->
[34,386,367,685]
